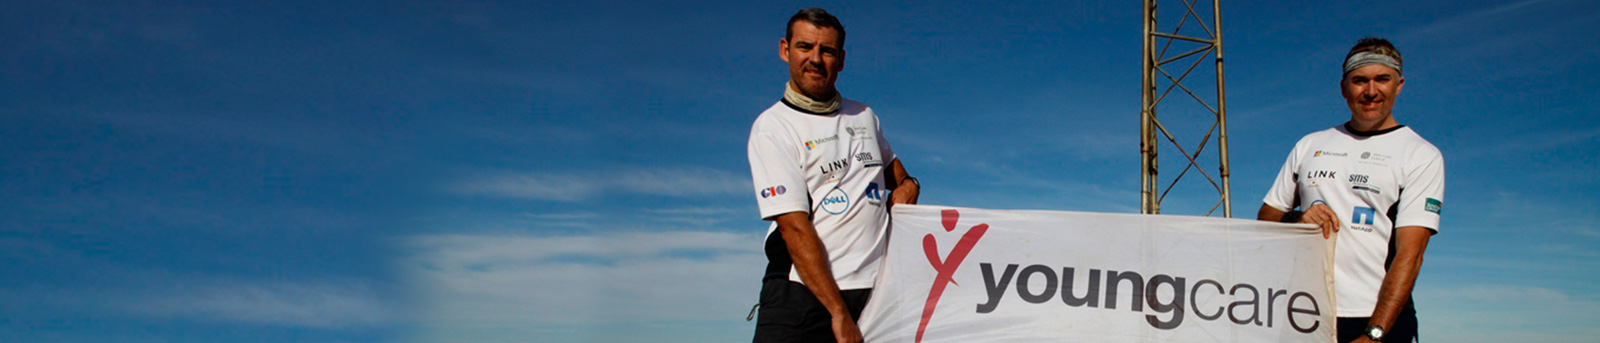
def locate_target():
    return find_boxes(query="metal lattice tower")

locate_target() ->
[1140,0,1232,217]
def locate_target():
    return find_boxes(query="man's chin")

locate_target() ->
[799,86,836,99]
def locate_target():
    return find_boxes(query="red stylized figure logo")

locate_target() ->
[916,209,988,343]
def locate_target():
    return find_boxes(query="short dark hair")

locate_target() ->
[786,8,846,46]
[1344,37,1403,69]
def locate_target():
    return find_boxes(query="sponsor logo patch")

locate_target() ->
[1351,206,1376,225]
[856,152,882,167]
[1425,198,1443,214]
[759,185,787,198]
[819,188,850,214]
[864,182,886,205]
[1349,174,1380,194]
[819,158,850,175]
[803,135,840,151]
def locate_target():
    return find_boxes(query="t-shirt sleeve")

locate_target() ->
[1262,141,1304,212]
[749,120,809,220]
[1394,144,1445,232]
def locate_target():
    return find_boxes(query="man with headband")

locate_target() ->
[1257,37,1445,343]
[746,8,921,343]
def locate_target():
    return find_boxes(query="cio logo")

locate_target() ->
[819,188,850,214]
[916,209,989,343]
[759,185,786,198]
[1351,206,1376,225]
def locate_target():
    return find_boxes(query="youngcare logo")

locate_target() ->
[916,209,989,343]
[972,263,1324,333]
[862,207,1335,342]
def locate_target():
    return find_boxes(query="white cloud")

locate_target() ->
[400,230,765,342]
[452,166,750,201]
[1417,284,1600,342]
[452,172,599,201]
[1401,0,1557,41]
[129,278,396,328]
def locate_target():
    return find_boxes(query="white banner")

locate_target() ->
[860,205,1336,342]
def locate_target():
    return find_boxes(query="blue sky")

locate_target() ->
[2,0,1596,342]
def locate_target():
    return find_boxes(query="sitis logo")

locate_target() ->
[917,209,989,343]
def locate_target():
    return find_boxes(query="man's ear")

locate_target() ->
[779,38,791,63]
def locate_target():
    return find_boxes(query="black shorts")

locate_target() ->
[752,278,872,343]
[1336,306,1419,343]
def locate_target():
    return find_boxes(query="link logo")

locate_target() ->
[916,209,989,343]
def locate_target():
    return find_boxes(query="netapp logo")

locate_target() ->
[1351,206,1376,225]
[974,263,1323,333]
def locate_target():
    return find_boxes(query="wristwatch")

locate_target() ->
[1365,325,1385,341]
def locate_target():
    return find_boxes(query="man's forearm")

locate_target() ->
[887,159,919,205]
[773,212,853,319]
[1368,226,1432,330]
[1257,203,1286,221]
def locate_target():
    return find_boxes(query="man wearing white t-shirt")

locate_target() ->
[1258,38,1444,343]
[748,8,920,343]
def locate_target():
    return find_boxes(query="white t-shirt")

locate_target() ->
[1263,125,1445,317]
[748,99,897,290]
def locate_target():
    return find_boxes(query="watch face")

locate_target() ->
[1366,326,1385,340]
